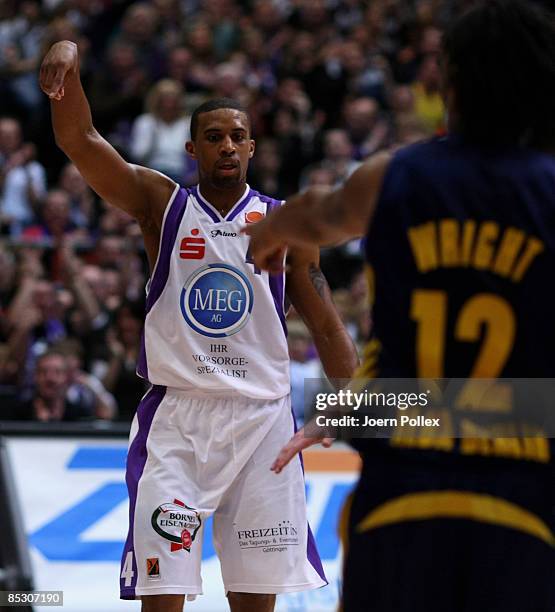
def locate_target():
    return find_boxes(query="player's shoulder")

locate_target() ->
[247,188,284,211]
[134,166,181,227]
[391,135,450,165]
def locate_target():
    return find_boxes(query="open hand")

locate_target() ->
[271,426,334,474]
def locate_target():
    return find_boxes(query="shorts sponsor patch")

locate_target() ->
[236,520,299,553]
[146,557,160,580]
[151,498,202,553]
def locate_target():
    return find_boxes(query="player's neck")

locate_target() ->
[198,181,248,217]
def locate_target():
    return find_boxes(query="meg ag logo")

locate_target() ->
[180,263,254,337]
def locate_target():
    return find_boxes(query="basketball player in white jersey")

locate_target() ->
[40,41,358,612]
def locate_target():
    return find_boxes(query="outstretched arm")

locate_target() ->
[244,152,391,272]
[39,41,173,253]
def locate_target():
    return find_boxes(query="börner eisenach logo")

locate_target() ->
[151,499,202,553]
[180,263,253,338]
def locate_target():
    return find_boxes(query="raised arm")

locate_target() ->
[244,151,391,272]
[39,41,174,250]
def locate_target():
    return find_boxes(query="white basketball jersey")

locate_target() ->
[138,184,290,399]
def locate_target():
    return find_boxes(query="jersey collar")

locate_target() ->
[192,184,254,223]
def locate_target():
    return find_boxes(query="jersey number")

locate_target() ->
[121,551,135,587]
[410,290,516,377]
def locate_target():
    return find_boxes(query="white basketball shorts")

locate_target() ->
[120,385,327,600]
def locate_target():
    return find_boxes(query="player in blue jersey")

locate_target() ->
[246,1,555,610]
[40,42,358,612]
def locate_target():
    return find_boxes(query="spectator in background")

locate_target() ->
[54,338,117,420]
[58,163,97,230]
[0,117,46,235]
[341,40,389,105]
[6,276,68,387]
[200,0,241,61]
[95,234,125,268]
[240,27,276,96]
[185,21,217,92]
[212,62,245,101]
[22,188,89,246]
[152,0,186,51]
[92,300,147,421]
[321,128,360,185]
[300,163,337,190]
[411,54,445,135]
[166,45,193,90]
[0,0,45,116]
[14,350,94,421]
[129,79,190,182]
[115,2,164,81]
[342,96,389,159]
[88,40,148,138]
[249,138,282,199]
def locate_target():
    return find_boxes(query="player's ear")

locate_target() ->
[185,141,196,159]
[249,139,255,159]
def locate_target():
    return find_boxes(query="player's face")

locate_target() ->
[186,109,254,189]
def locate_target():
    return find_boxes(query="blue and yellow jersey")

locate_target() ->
[363,135,555,380]
[352,136,555,535]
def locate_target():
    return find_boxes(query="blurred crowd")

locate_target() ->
[0,0,458,423]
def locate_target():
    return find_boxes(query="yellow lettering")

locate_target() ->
[408,223,438,273]
[439,219,460,267]
[492,437,522,460]
[511,237,544,282]
[472,222,499,269]
[460,220,476,266]
[460,437,492,457]
[521,436,550,463]
[455,295,516,378]
[491,228,526,277]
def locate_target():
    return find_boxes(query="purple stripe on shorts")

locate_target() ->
[226,188,255,222]
[263,196,287,336]
[146,187,189,315]
[291,409,328,585]
[136,331,148,380]
[120,385,167,600]
[191,186,220,223]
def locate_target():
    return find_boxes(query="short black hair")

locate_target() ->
[190,98,250,140]
[442,0,555,149]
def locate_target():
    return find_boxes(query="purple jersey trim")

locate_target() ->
[136,332,148,380]
[120,385,167,599]
[264,196,287,336]
[291,409,328,585]
[145,187,189,315]
[192,185,254,223]
[226,188,255,221]
[191,186,220,223]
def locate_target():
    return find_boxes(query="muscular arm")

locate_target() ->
[285,245,359,387]
[40,41,174,263]
[246,152,391,271]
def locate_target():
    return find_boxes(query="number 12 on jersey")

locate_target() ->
[410,289,516,378]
